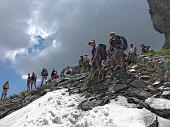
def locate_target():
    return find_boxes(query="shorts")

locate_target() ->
[116,49,124,57]
[2,89,8,95]
[111,48,118,61]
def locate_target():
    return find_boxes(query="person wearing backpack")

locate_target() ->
[109,32,128,69]
[51,69,59,80]
[41,68,48,86]
[1,81,9,100]
[31,72,37,89]
[88,40,106,80]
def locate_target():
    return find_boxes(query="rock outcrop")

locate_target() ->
[147,0,170,48]
[0,55,170,126]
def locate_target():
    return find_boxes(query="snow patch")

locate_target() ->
[0,89,154,127]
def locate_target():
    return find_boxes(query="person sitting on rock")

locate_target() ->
[27,73,31,90]
[1,81,9,100]
[83,54,90,72]
[140,44,148,54]
[30,72,37,89]
[51,69,59,80]
[79,56,84,73]
[41,68,48,86]
[128,43,137,64]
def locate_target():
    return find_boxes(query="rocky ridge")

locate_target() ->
[0,55,170,126]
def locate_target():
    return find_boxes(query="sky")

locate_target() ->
[0,0,165,95]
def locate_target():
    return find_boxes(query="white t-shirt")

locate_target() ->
[129,47,136,54]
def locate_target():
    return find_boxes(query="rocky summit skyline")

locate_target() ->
[0,0,165,95]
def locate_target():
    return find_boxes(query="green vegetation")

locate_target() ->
[145,48,170,57]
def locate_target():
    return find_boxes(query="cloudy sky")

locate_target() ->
[0,0,164,95]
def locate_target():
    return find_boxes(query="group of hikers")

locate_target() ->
[86,32,150,81]
[26,68,59,91]
[1,31,151,100]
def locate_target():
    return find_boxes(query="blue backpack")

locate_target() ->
[98,44,107,60]
[116,36,128,50]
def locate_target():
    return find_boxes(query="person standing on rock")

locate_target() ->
[109,32,119,68]
[41,68,48,86]
[31,72,37,89]
[88,40,103,80]
[109,32,127,69]
[127,43,137,64]
[51,69,59,80]
[1,81,9,100]
[27,73,31,90]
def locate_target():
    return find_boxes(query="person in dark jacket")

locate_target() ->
[1,81,9,100]
[30,72,37,89]
[41,68,48,86]
[51,69,59,80]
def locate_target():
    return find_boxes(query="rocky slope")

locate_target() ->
[0,55,170,126]
[147,0,170,48]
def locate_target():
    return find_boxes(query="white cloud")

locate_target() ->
[5,48,28,61]
[0,0,164,80]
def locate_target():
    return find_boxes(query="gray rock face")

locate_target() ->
[162,91,170,99]
[78,100,102,111]
[140,75,151,81]
[130,79,146,88]
[108,84,128,93]
[147,0,170,48]
[143,110,158,127]
[145,98,170,118]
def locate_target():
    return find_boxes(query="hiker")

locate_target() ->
[109,32,118,67]
[127,43,137,64]
[79,56,84,73]
[109,32,128,69]
[30,72,37,89]
[88,40,105,80]
[140,44,148,54]
[83,54,90,72]
[41,68,48,86]
[146,46,150,53]
[51,69,59,80]
[27,73,31,90]
[1,81,9,100]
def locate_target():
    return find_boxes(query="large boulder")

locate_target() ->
[140,75,151,81]
[147,0,170,48]
[130,79,146,88]
[143,109,158,127]
[78,100,103,111]
[145,98,170,118]
[162,91,170,99]
[108,84,128,93]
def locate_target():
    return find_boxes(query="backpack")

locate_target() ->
[116,36,128,50]
[98,44,107,60]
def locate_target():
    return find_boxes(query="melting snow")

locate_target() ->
[0,89,151,127]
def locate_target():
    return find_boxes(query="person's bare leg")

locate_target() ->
[98,66,103,79]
